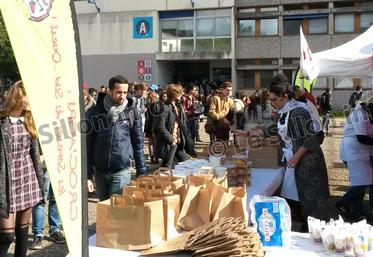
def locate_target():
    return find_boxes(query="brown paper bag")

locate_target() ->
[187,174,225,220]
[177,185,210,231]
[122,186,181,241]
[96,194,165,250]
[168,178,187,207]
[209,183,228,221]
[212,187,247,222]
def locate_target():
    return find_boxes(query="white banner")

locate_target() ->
[300,26,319,83]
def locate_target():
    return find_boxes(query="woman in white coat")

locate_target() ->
[337,93,373,221]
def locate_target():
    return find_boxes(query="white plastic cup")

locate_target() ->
[209,156,222,167]
[215,166,227,177]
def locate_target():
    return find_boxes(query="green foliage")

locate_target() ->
[0,11,20,81]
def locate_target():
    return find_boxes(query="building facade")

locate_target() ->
[74,0,235,90]
[75,0,373,108]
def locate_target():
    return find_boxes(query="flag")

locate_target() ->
[0,1,88,257]
[300,26,319,84]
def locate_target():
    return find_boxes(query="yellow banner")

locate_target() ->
[0,1,86,257]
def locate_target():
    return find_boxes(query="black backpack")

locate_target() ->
[349,91,359,108]
[319,93,329,112]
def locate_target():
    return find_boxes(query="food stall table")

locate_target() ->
[84,166,285,256]
[265,232,373,257]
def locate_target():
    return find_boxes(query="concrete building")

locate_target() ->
[235,0,373,109]
[75,0,373,109]
[74,0,235,90]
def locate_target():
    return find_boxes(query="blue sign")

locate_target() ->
[133,17,153,39]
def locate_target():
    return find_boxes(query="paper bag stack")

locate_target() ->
[96,169,250,251]
[141,217,265,257]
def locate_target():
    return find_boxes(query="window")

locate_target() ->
[237,71,255,90]
[177,19,193,37]
[161,18,193,52]
[160,9,231,52]
[238,20,255,36]
[238,18,278,36]
[237,70,275,90]
[214,38,231,52]
[309,18,328,34]
[361,13,373,32]
[284,19,303,35]
[260,70,274,89]
[282,70,294,84]
[335,77,373,90]
[335,14,354,33]
[196,39,213,51]
[284,15,328,35]
[213,68,231,81]
[334,78,353,89]
[283,58,300,65]
[215,17,231,36]
[180,39,194,52]
[161,20,177,38]
[197,18,214,36]
[361,77,373,89]
[196,9,231,52]
[260,19,278,35]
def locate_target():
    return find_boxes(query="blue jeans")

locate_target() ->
[32,171,62,237]
[94,168,131,201]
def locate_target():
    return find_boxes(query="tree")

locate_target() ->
[0,11,20,81]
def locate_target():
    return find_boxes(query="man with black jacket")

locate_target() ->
[319,88,332,136]
[85,75,146,201]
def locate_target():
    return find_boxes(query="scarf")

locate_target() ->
[103,94,128,123]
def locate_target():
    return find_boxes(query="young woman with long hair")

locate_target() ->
[0,81,43,257]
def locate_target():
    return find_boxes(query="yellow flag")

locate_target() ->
[0,1,87,257]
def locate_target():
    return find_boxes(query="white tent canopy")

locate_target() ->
[313,26,373,78]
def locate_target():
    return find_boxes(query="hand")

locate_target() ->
[87,179,95,193]
[287,154,301,169]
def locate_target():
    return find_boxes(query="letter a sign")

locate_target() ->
[133,17,153,39]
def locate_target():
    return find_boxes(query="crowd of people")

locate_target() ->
[0,73,372,256]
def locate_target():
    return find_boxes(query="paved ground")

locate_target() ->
[7,117,355,256]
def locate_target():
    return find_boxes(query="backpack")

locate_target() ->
[349,91,359,108]
[318,94,328,113]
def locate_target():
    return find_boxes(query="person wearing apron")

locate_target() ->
[338,98,373,221]
[236,74,330,231]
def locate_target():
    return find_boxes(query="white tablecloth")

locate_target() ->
[88,232,372,257]
[247,167,285,223]
[84,167,285,256]
[266,232,373,257]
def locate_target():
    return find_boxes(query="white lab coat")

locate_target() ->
[340,104,373,186]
